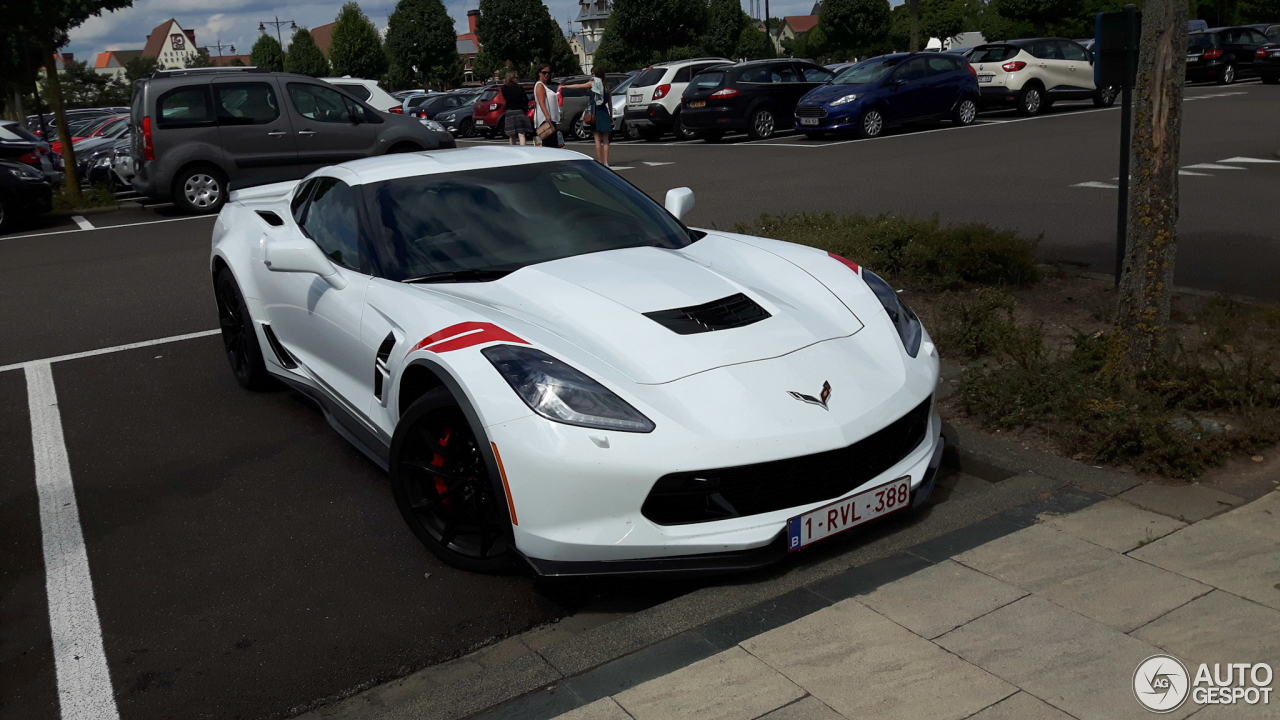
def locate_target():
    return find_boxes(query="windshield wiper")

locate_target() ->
[402,268,514,284]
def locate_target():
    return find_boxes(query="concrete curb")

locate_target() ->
[299,423,1129,720]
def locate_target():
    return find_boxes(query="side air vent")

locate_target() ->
[643,293,771,335]
[255,210,284,226]
[261,324,297,369]
[374,333,397,405]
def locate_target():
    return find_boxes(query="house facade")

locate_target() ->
[93,49,143,79]
[568,0,610,74]
[142,19,198,69]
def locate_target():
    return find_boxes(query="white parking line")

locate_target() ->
[25,363,121,720]
[1,215,212,242]
[1072,181,1120,189]
[1183,163,1246,170]
[1219,156,1280,164]
[0,329,221,374]
[71,216,93,231]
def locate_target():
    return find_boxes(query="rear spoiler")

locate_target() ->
[229,179,302,204]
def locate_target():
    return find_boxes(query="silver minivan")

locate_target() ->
[130,67,454,214]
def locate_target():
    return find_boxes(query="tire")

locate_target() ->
[1093,85,1119,107]
[1263,75,1280,85]
[952,98,978,126]
[1016,84,1044,116]
[571,112,593,141]
[699,130,725,143]
[746,108,776,140]
[173,164,227,214]
[214,267,272,391]
[458,118,475,137]
[625,121,642,140]
[856,108,885,138]
[1218,63,1236,85]
[673,112,698,141]
[391,387,514,574]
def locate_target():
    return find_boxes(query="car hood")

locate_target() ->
[801,82,878,105]
[416,233,866,385]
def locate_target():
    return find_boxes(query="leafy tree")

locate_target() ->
[781,25,829,60]
[250,34,284,72]
[286,27,331,76]
[188,47,213,68]
[1238,0,1280,21]
[592,0,707,70]
[703,0,749,59]
[919,0,969,45]
[994,0,1084,35]
[477,0,554,69]
[547,22,583,75]
[228,57,247,67]
[51,59,129,107]
[386,0,457,87]
[330,2,389,78]
[735,25,775,59]
[472,48,505,81]
[124,55,161,81]
[820,0,891,58]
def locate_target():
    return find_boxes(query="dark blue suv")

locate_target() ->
[795,53,980,139]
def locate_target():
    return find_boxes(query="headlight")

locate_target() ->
[482,345,656,433]
[7,166,42,180]
[862,270,923,357]
[419,119,446,132]
[830,93,860,106]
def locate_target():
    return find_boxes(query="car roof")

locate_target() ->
[315,146,593,186]
[648,57,730,68]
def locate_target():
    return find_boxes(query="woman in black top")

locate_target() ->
[501,71,532,145]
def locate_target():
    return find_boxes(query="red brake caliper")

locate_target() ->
[433,427,452,506]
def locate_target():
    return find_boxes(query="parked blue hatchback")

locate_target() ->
[795,53,980,139]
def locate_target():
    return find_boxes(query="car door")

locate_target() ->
[1026,40,1071,95]
[917,56,962,117]
[1238,28,1269,75]
[283,81,379,175]
[261,175,374,415]
[212,77,299,188]
[884,57,931,122]
[1058,40,1095,93]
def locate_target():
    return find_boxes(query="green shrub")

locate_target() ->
[932,289,1018,359]
[734,212,1040,289]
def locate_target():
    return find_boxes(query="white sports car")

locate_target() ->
[210,147,943,575]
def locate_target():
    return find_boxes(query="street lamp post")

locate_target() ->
[209,40,234,58]
[258,16,297,70]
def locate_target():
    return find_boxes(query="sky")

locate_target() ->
[65,0,821,63]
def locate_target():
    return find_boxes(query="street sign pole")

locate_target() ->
[1097,4,1141,287]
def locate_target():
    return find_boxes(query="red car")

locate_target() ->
[49,115,127,154]
[471,81,559,137]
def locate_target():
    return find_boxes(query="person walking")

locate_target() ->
[500,71,531,146]
[532,65,563,149]
[562,67,612,165]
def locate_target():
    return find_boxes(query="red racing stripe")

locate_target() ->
[408,322,528,355]
[828,252,861,275]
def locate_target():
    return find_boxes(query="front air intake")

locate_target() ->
[643,293,770,335]
[373,333,396,404]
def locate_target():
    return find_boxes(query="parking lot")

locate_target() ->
[2,79,1277,720]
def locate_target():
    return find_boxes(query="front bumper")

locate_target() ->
[793,106,859,132]
[624,103,675,131]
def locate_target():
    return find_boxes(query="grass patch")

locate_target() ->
[734,212,1040,289]
[52,184,118,214]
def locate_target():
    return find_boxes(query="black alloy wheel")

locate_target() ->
[214,268,271,390]
[391,388,513,573]
[747,108,776,140]
[1218,63,1236,85]
[459,117,475,137]
[1017,85,1044,116]
[1094,85,1119,107]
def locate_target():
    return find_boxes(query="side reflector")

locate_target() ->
[491,442,518,525]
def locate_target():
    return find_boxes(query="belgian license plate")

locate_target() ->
[629,93,642,104]
[787,477,911,551]
[1271,51,1280,57]
[1187,55,1199,62]
[690,100,706,108]
[475,120,486,126]
[800,117,819,125]
[977,73,995,82]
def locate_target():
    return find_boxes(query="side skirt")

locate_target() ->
[274,372,391,472]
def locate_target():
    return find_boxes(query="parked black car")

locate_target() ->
[0,120,62,181]
[129,67,455,214]
[1186,26,1271,84]
[679,59,835,141]
[0,159,54,233]
[408,91,478,120]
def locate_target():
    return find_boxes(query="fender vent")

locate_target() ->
[643,293,770,335]
[261,324,296,369]
[255,210,284,226]
[373,333,396,404]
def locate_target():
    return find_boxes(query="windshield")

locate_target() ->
[364,160,694,282]
[630,68,666,88]
[970,45,1021,63]
[610,75,635,95]
[834,58,902,85]
[1188,33,1215,49]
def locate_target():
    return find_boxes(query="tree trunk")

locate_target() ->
[1107,0,1188,381]
[43,49,82,200]
[909,0,919,52]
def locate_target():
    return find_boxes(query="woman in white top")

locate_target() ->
[532,65,562,149]
[561,66,612,166]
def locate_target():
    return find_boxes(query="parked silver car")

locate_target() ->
[129,67,454,214]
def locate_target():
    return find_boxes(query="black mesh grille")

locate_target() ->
[642,397,933,525]
[643,293,770,335]
[795,106,828,118]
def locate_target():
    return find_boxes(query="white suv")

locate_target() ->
[623,57,729,140]
[968,38,1117,116]
[321,76,405,115]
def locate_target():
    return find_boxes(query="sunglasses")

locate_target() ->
[539,70,550,74]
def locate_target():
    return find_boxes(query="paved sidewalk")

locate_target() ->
[551,490,1280,720]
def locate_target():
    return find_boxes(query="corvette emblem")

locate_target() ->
[789,381,832,410]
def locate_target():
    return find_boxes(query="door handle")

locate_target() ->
[267,130,287,136]
[297,130,316,136]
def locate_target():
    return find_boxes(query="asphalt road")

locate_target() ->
[1,79,1276,720]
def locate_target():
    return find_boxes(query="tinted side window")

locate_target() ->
[1267,27,1280,41]
[894,57,930,82]
[215,82,280,125]
[291,180,315,223]
[334,83,372,101]
[1245,29,1268,44]
[301,178,361,270]
[1060,41,1089,61]
[926,57,957,74]
[288,83,354,123]
[739,67,770,83]
[673,66,693,83]
[774,65,801,82]
[802,65,834,82]
[156,85,215,128]
[970,45,1019,63]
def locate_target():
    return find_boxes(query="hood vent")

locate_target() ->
[643,293,770,335]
